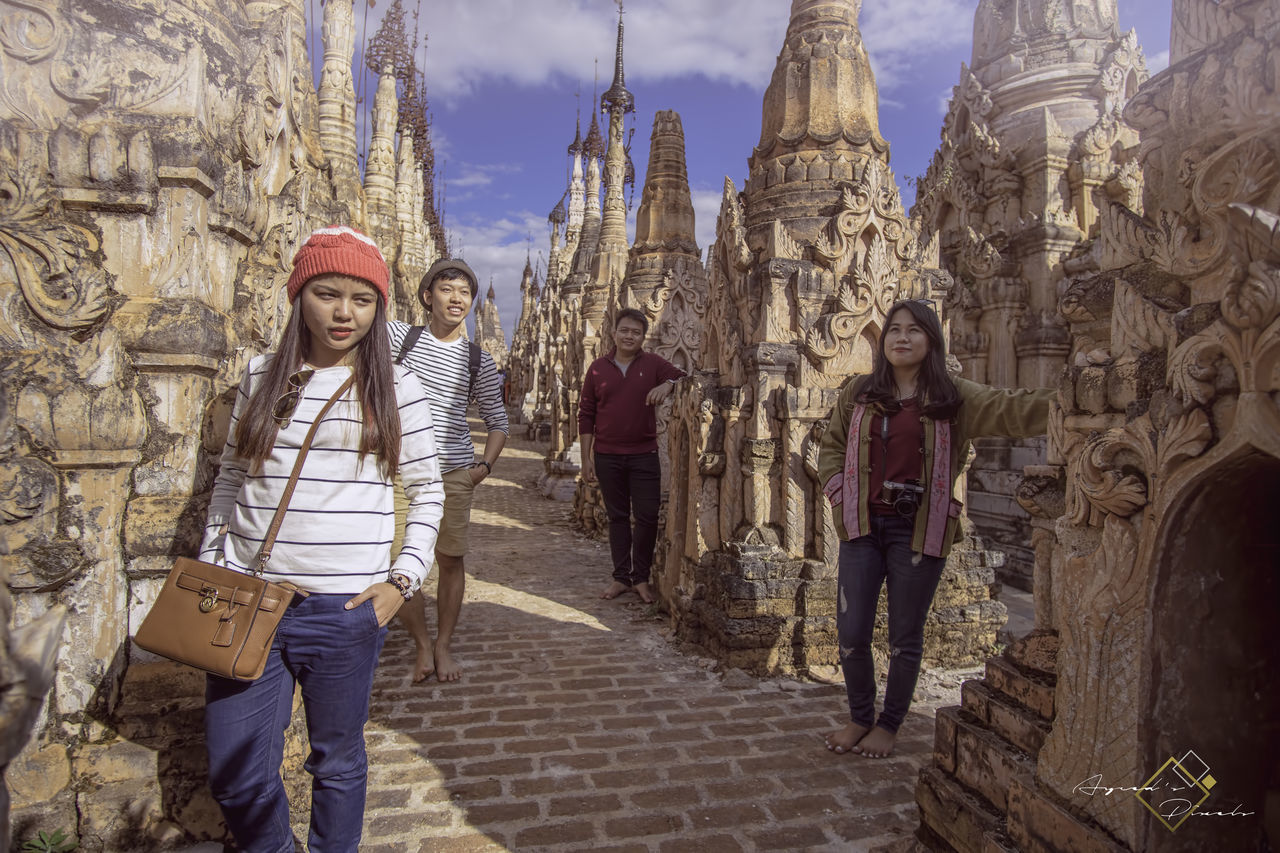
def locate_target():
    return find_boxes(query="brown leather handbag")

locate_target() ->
[134,375,354,681]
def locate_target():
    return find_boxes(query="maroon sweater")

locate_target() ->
[868,398,926,514]
[578,350,685,454]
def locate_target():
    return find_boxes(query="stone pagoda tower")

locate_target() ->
[317,0,364,223]
[575,108,709,536]
[473,280,509,372]
[509,257,544,425]
[912,0,1148,592]
[620,110,706,374]
[539,9,634,500]
[914,2,1280,851]
[658,0,994,675]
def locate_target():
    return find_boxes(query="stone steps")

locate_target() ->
[915,765,1017,853]
[916,642,1057,852]
[960,680,1052,758]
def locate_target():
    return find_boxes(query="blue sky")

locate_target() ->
[320,0,1172,339]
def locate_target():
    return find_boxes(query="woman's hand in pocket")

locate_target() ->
[345,582,404,626]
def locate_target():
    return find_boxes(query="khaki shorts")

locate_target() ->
[392,467,476,560]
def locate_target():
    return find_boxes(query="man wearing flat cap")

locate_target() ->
[388,257,508,682]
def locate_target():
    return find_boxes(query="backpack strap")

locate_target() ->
[467,341,482,400]
[394,326,426,365]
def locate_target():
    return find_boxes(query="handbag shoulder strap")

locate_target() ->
[253,373,356,575]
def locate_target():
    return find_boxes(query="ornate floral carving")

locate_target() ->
[647,259,708,373]
[814,164,914,274]
[1169,203,1280,404]
[0,0,60,62]
[1111,279,1177,362]
[0,157,112,334]
[1073,429,1148,522]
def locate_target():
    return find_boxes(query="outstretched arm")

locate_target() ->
[955,377,1055,440]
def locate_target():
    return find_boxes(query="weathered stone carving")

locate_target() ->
[912,0,1148,591]
[1,0,444,845]
[917,3,1280,850]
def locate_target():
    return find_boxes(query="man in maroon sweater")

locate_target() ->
[579,309,685,603]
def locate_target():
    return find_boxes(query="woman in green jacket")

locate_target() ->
[817,299,1054,758]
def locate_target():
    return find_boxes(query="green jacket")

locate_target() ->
[817,376,1054,557]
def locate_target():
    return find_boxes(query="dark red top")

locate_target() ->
[578,350,685,454]
[868,398,927,514]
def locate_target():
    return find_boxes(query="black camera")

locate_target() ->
[883,479,925,518]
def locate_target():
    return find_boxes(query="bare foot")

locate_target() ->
[433,641,462,682]
[856,726,897,758]
[601,581,631,600]
[411,641,435,684]
[633,582,655,604]
[824,722,871,755]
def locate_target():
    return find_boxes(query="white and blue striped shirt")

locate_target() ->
[387,321,509,473]
[199,355,444,594]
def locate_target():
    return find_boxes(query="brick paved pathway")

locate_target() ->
[350,431,969,852]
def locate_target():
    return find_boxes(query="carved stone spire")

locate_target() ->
[591,1,634,302]
[395,132,428,319]
[623,110,707,371]
[566,109,586,253]
[745,0,888,245]
[601,2,635,117]
[317,0,363,219]
[476,278,508,370]
[363,67,398,262]
[632,111,697,257]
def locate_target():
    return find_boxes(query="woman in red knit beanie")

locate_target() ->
[199,225,444,852]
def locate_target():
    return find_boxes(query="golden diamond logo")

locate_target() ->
[1136,750,1214,832]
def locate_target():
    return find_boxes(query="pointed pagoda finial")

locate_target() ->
[568,87,583,155]
[602,1,634,115]
[487,276,497,301]
[584,63,605,159]
[549,190,568,224]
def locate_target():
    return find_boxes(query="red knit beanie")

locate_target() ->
[286,225,389,302]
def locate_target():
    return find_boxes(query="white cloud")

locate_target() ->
[409,0,976,103]
[690,185,722,263]
[451,162,523,190]
[448,210,548,341]
[1145,49,1169,75]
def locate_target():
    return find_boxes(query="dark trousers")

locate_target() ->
[594,450,661,587]
[836,514,945,733]
[205,594,388,852]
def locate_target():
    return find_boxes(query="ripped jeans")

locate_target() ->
[836,514,945,733]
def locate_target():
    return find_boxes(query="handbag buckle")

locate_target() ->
[198,586,219,613]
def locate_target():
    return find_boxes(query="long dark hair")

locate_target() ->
[854,299,961,420]
[234,295,402,479]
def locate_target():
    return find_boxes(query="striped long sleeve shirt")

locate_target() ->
[387,322,509,473]
[199,355,445,594]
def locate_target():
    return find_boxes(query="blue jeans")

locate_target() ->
[205,593,388,853]
[836,514,945,733]
[594,451,661,586]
